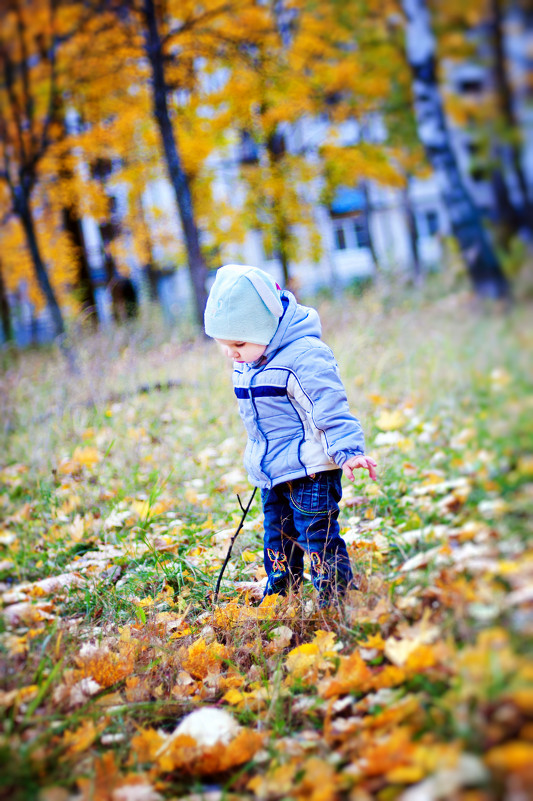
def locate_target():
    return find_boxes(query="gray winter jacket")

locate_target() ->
[233,290,365,489]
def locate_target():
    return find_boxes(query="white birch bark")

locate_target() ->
[402,0,509,298]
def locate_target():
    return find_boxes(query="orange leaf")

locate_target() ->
[181,638,229,680]
[319,651,373,698]
[61,719,103,756]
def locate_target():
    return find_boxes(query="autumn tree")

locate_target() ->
[430,0,532,245]
[402,0,510,298]
[223,38,319,285]
[0,0,69,337]
[215,0,414,287]
[82,0,271,324]
[0,258,12,342]
[292,0,425,279]
[481,0,532,236]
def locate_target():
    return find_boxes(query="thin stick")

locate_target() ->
[213,487,257,605]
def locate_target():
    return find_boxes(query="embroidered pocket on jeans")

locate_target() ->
[289,473,335,515]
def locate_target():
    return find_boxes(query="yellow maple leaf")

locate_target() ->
[223,688,244,705]
[72,446,102,467]
[181,638,229,680]
[286,630,338,678]
[130,728,167,763]
[370,664,407,690]
[75,642,137,688]
[405,644,438,673]
[319,650,373,698]
[357,632,386,651]
[285,642,321,677]
[358,726,416,778]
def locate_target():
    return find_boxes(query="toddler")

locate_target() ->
[204,264,376,605]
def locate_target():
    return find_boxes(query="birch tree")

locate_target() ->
[139,0,209,323]
[0,0,67,337]
[402,0,510,298]
[489,0,533,236]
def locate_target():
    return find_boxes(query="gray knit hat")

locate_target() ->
[204,264,283,345]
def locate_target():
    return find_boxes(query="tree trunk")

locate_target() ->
[402,0,510,299]
[490,159,523,248]
[142,0,208,325]
[278,238,291,288]
[0,265,12,343]
[267,130,292,287]
[361,182,380,272]
[62,205,98,324]
[137,196,159,300]
[15,186,66,337]
[403,177,422,284]
[490,0,533,234]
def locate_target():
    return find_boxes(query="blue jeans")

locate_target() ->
[261,469,354,604]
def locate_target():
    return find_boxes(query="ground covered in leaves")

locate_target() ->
[1,287,532,801]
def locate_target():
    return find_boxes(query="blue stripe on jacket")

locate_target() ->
[235,386,287,399]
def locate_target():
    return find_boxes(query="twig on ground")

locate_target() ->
[213,487,257,606]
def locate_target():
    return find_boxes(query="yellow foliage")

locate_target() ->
[75,642,137,688]
[322,144,406,190]
[223,688,245,706]
[72,447,102,468]
[319,651,373,698]
[0,684,38,709]
[181,638,229,680]
[358,632,386,650]
[296,757,340,801]
[212,594,284,628]
[356,726,416,778]
[248,763,297,798]
[61,719,104,756]
[285,630,338,678]
[361,695,420,733]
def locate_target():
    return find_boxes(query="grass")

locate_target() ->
[1,275,532,800]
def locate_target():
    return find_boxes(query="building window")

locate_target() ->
[335,226,347,250]
[333,214,371,250]
[353,218,370,248]
[417,209,440,238]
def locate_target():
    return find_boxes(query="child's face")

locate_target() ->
[215,339,267,363]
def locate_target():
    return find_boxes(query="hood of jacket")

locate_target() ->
[262,290,321,362]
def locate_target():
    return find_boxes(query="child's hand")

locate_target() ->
[342,455,377,482]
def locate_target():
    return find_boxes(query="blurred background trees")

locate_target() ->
[0,0,531,344]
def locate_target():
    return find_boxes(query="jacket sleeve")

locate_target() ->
[287,343,365,467]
